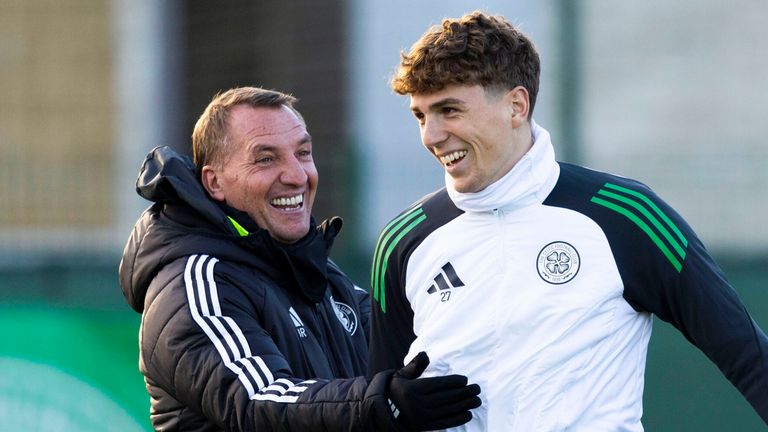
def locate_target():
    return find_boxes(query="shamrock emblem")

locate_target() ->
[537,241,580,284]
[545,251,571,274]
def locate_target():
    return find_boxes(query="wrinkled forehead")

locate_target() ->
[227,105,308,148]
[229,104,304,134]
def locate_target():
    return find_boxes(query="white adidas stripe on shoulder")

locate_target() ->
[183,254,278,399]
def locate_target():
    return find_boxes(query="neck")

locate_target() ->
[511,121,534,166]
[495,121,533,185]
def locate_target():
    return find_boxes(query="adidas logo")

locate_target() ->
[427,262,465,302]
[288,307,308,338]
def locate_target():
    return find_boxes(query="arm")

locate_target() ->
[146,254,479,431]
[368,191,463,376]
[609,187,768,424]
[368,280,418,376]
[368,220,420,376]
[629,231,768,423]
[143,255,400,431]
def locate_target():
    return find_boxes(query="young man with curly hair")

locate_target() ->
[368,11,768,431]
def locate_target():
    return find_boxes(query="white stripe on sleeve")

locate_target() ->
[183,254,278,399]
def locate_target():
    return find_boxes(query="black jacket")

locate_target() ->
[119,146,401,431]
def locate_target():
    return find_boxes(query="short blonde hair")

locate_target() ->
[191,87,303,174]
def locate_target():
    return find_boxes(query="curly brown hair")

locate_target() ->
[192,87,304,176]
[391,11,540,117]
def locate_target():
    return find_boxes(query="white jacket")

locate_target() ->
[368,122,768,431]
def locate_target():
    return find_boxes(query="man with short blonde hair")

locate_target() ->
[120,86,481,431]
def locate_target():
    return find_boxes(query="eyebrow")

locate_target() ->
[411,97,467,113]
[247,133,312,153]
[298,133,312,145]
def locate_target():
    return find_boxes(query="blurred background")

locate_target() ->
[0,0,766,430]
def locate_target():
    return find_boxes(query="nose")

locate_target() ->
[421,115,447,149]
[280,155,309,186]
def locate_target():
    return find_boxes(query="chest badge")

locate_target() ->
[330,297,358,336]
[537,241,581,284]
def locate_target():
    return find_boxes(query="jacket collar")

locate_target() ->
[224,205,342,304]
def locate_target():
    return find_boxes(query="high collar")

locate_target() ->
[446,120,560,213]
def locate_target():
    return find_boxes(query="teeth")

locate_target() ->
[439,150,468,166]
[271,194,303,207]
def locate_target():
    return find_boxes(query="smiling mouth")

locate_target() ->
[270,194,303,209]
[439,150,468,167]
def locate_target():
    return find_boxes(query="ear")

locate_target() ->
[505,86,530,127]
[201,165,226,202]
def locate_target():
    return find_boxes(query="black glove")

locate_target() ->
[387,352,481,431]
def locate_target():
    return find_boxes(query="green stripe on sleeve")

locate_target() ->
[596,189,686,261]
[372,206,423,271]
[376,213,427,313]
[603,182,688,247]
[371,206,423,301]
[590,196,683,272]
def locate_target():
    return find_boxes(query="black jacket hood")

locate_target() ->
[118,146,342,312]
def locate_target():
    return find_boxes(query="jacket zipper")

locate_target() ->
[312,302,341,377]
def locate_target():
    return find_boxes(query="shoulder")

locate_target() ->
[373,188,463,280]
[546,162,691,275]
[376,188,463,251]
[545,162,670,227]
[545,163,655,208]
[148,254,272,314]
[371,189,462,311]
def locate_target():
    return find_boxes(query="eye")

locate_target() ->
[441,106,458,115]
[412,111,425,124]
[297,149,313,159]
[255,156,274,165]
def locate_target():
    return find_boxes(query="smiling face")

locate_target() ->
[410,84,532,193]
[201,104,318,244]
